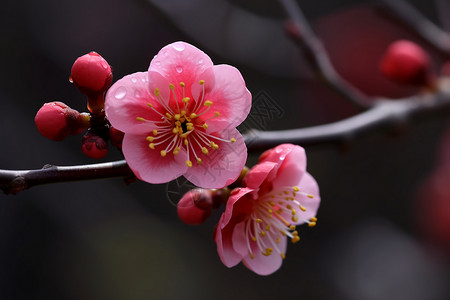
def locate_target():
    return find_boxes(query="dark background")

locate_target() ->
[1,0,449,299]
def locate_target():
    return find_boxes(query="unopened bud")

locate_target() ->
[177,189,213,225]
[35,101,89,141]
[81,130,108,159]
[380,40,433,86]
[70,52,112,95]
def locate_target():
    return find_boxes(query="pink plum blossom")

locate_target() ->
[105,42,251,188]
[214,144,320,275]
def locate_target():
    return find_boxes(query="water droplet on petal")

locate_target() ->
[131,77,137,83]
[172,43,185,51]
[176,66,183,73]
[115,87,127,99]
[134,90,141,98]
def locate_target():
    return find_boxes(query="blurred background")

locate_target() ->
[1,0,450,299]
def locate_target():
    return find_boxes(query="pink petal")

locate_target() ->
[293,172,321,224]
[214,219,242,268]
[270,145,307,190]
[148,41,214,92]
[184,127,247,189]
[242,236,288,276]
[105,72,162,133]
[231,221,249,257]
[196,65,252,132]
[220,187,254,229]
[122,131,188,184]
[244,161,277,189]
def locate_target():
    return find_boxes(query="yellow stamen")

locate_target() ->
[204,100,213,106]
[173,147,180,155]
[190,113,197,119]
[259,231,266,237]
[149,143,155,149]
[154,88,160,97]
[255,218,263,223]
[215,111,220,117]
[160,150,167,157]
[197,158,202,164]
[291,216,298,222]
[172,128,179,134]
[203,123,208,130]
[299,205,306,212]
[230,138,236,143]
[169,83,175,90]
[308,222,316,227]
[179,82,185,87]
[136,117,145,121]
[146,136,154,142]
[280,253,286,259]
[174,114,181,120]
[153,129,158,136]
[307,194,314,199]
[250,253,255,259]
[202,147,209,155]
[147,103,153,108]
[199,80,205,85]
[310,217,318,222]
[186,160,192,167]
[182,97,190,103]
[166,113,172,119]
[293,186,300,192]
[251,236,257,242]
[184,139,188,146]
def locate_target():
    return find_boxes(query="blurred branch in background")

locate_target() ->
[2,0,450,194]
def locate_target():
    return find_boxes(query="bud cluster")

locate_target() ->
[34,52,124,159]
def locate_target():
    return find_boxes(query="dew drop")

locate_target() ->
[131,77,138,83]
[176,66,183,73]
[172,43,185,51]
[114,87,127,99]
[135,90,141,98]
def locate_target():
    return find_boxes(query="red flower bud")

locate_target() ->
[70,52,112,96]
[177,189,213,225]
[35,102,89,141]
[81,130,108,159]
[380,40,433,86]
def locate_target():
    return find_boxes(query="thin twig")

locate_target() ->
[278,0,372,109]
[375,0,450,58]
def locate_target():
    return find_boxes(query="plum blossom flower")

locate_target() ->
[214,144,320,275]
[105,42,251,188]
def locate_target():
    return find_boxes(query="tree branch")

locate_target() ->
[278,0,372,109]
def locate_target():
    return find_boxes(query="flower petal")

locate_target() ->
[149,41,214,91]
[244,161,278,189]
[231,221,249,257]
[242,236,287,276]
[105,72,162,133]
[214,219,242,268]
[220,187,254,229]
[196,65,252,131]
[270,144,307,190]
[184,127,247,189]
[293,172,321,224]
[122,131,188,184]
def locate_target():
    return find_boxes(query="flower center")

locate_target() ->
[136,80,236,167]
[244,186,317,260]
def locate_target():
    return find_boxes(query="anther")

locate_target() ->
[179,82,185,87]
[308,222,316,227]
[136,117,145,121]
[280,253,286,259]
[214,112,220,117]
[153,129,158,136]
[166,113,172,119]
[197,158,202,164]
[190,113,197,119]
[204,100,213,106]
[174,114,181,120]
[154,88,160,97]
[149,143,155,149]
[184,139,189,146]
[256,218,263,223]
[199,80,205,85]
[310,217,318,222]
[173,147,180,155]
[293,186,300,192]
[146,136,154,142]
[203,123,208,130]
[299,205,306,212]
[291,216,298,222]
[147,103,153,108]
[230,138,236,143]
[202,147,209,155]
[182,97,190,103]
[186,160,193,167]
[172,128,179,134]
[160,150,167,157]
[307,194,314,199]
[169,83,175,90]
